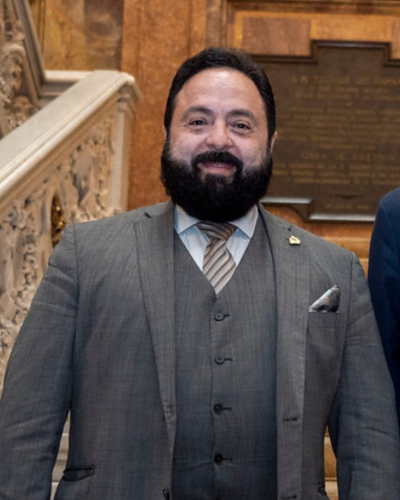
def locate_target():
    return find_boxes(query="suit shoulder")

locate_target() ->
[58,201,173,256]
[380,186,400,205]
[377,187,400,218]
[69,201,172,236]
[265,210,353,260]
[297,225,350,255]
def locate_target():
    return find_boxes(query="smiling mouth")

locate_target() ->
[199,161,236,174]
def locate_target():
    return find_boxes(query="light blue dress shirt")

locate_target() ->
[174,205,258,271]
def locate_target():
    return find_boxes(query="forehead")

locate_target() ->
[173,68,266,116]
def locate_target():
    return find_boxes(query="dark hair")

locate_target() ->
[164,47,276,142]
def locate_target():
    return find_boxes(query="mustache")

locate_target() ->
[192,151,243,171]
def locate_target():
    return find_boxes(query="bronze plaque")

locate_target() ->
[257,42,400,221]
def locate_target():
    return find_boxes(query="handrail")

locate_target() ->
[0,70,142,215]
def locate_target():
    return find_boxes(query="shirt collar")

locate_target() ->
[175,204,258,239]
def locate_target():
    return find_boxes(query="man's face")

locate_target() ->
[169,68,272,181]
[161,68,277,222]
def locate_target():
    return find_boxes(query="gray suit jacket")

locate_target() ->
[0,201,399,500]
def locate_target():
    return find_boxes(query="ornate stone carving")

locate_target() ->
[0,0,39,136]
[0,116,120,392]
[0,196,40,384]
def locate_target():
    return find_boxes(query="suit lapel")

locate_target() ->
[134,201,177,457]
[260,207,310,499]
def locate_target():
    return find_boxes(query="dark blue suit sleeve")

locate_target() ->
[368,192,400,419]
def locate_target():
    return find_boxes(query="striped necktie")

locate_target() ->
[197,221,236,295]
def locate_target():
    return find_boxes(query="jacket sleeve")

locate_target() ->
[368,197,400,418]
[0,225,78,500]
[328,254,400,499]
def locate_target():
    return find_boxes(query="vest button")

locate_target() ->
[214,453,223,464]
[215,355,225,365]
[162,489,170,499]
[214,404,223,414]
[214,312,224,321]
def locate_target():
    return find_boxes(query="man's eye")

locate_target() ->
[189,119,206,126]
[233,122,251,130]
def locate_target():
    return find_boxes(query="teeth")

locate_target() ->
[206,162,229,167]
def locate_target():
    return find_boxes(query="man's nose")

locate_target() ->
[205,122,233,150]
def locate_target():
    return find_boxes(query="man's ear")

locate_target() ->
[270,131,278,152]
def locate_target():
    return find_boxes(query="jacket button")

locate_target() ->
[215,355,225,365]
[214,312,224,321]
[214,453,223,464]
[214,404,223,414]
[162,488,170,499]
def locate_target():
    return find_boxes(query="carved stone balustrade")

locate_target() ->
[0,70,142,393]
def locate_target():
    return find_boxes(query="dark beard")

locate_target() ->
[160,143,273,222]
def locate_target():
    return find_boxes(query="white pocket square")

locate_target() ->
[309,285,340,312]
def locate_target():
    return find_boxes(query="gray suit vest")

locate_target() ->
[172,216,278,500]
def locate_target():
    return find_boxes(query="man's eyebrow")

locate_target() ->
[227,109,258,122]
[181,106,259,123]
[181,106,213,121]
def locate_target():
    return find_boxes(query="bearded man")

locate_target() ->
[0,47,399,500]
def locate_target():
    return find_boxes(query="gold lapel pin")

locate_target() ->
[289,235,301,246]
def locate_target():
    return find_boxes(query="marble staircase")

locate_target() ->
[0,0,141,495]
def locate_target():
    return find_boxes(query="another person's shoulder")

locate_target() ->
[373,187,400,234]
[377,186,400,216]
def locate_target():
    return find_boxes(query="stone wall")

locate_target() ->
[28,0,124,70]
